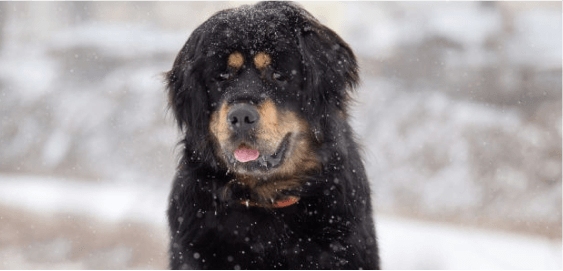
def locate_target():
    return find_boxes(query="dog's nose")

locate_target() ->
[228,104,259,132]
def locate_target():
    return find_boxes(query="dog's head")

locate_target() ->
[167,2,358,181]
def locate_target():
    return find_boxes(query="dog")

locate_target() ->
[165,2,379,269]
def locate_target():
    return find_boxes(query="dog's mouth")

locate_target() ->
[227,133,291,172]
[234,146,260,163]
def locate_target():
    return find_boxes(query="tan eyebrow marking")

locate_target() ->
[254,52,271,70]
[228,52,244,69]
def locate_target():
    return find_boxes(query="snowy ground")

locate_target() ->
[0,174,560,269]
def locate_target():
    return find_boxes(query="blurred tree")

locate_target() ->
[0,2,5,49]
[479,0,497,8]
[69,2,92,24]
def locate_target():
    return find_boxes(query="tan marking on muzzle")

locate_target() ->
[228,52,244,69]
[209,102,231,147]
[254,52,271,70]
[210,99,320,179]
[256,99,320,177]
[256,99,286,147]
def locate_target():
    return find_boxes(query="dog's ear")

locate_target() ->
[166,28,208,138]
[297,15,359,113]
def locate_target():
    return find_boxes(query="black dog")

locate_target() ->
[166,2,379,269]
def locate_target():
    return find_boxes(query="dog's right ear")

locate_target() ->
[166,27,208,137]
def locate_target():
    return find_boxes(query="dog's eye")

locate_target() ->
[272,72,287,82]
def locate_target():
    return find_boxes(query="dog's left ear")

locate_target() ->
[297,15,359,113]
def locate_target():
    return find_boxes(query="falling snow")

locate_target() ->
[0,1,560,269]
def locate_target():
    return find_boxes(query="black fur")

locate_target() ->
[166,2,379,269]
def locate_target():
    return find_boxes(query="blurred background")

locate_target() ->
[0,1,560,269]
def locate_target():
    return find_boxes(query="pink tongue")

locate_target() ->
[234,148,260,162]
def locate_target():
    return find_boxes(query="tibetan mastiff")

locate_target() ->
[166,2,379,269]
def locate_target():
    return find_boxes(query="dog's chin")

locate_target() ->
[222,133,291,176]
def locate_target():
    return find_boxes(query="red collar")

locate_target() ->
[240,196,299,208]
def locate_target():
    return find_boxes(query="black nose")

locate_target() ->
[227,104,259,132]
